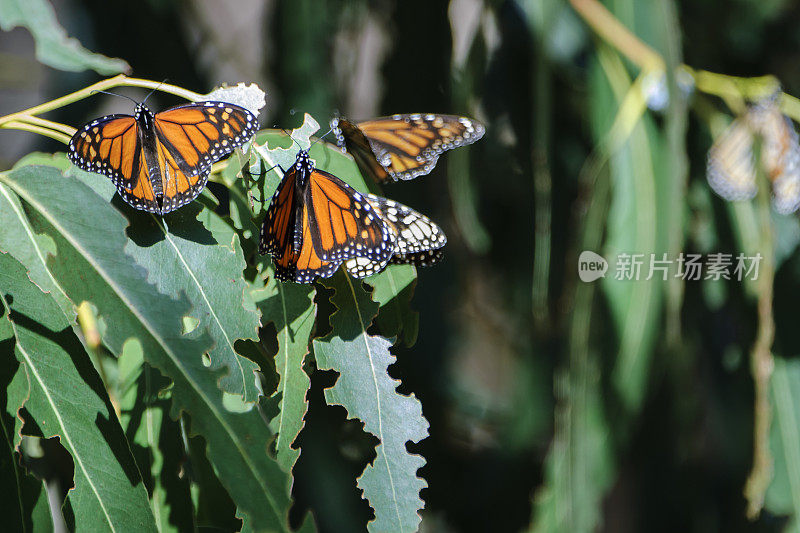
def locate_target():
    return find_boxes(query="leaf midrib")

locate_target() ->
[275,283,291,452]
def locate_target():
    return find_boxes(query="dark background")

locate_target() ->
[2,0,799,531]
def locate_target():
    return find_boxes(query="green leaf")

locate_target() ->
[313,271,429,533]
[0,182,73,318]
[66,167,262,403]
[220,150,261,260]
[255,278,315,472]
[367,265,419,347]
[186,432,241,532]
[765,357,800,530]
[529,137,615,533]
[0,251,157,531]
[529,365,614,533]
[252,113,321,173]
[1,310,50,533]
[0,165,295,531]
[592,53,664,412]
[118,341,194,532]
[0,0,129,74]
[129,206,262,403]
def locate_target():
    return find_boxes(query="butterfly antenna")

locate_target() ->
[280,128,303,150]
[142,78,169,105]
[309,126,334,149]
[90,89,140,107]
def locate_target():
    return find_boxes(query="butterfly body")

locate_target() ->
[133,104,166,199]
[260,150,395,283]
[69,100,258,214]
[332,113,484,183]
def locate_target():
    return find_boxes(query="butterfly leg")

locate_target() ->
[242,157,283,213]
[239,157,257,212]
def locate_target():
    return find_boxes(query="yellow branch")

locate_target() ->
[1,121,71,144]
[569,0,664,71]
[17,115,77,137]
[0,75,203,127]
[570,0,800,121]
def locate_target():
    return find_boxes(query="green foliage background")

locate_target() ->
[2,0,800,532]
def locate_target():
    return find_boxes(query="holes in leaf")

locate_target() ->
[182,315,200,335]
[222,391,253,413]
[201,352,211,367]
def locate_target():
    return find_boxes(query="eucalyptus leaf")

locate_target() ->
[252,113,321,173]
[593,54,664,412]
[0,0,129,74]
[59,162,262,403]
[0,183,73,318]
[0,252,157,531]
[1,310,51,533]
[313,271,428,533]
[0,165,296,531]
[255,278,315,473]
[367,264,419,347]
[118,342,194,532]
[765,357,800,530]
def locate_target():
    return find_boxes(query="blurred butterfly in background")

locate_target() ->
[747,96,800,214]
[343,194,447,278]
[68,100,258,214]
[706,117,757,203]
[706,95,800,215]
[331,113,484,183]
[259,149,394,283]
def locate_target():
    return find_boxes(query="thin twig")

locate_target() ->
[1,121,71,144]
[0,75,203,127]
[744,169,776,519]
[15,115,77,136]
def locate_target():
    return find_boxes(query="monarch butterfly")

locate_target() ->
[706,117,757,202]
[68,100,258,214]
[343,194,447,278]
[259,150,394,283]
[331,113,484,183]
[747,98,800,214]
[706,97,800,215]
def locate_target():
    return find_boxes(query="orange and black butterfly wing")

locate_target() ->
[260,168,340,283]
[154,101,259,176]
[343,194,446,277]
[68,114,160,213]
[151,137,211,213]
[333,114,484,182]
[271,208,340,283]
[364,194,446,254]
[332,117,392,183]
[151,101,258,212]
[304,169,394,263]
[259,167,299,257]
